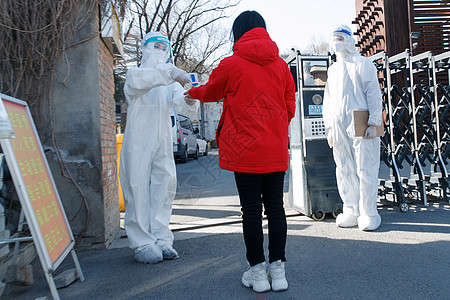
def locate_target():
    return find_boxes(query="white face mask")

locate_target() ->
[152,49,168,63]
[333,41,345,53]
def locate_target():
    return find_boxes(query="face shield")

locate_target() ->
[140,33,172,67]
[329,25,357,56]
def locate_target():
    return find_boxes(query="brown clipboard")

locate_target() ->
[353,110,384,137]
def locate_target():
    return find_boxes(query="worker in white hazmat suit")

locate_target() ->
[322,25,382,231]
[120,32,199,263]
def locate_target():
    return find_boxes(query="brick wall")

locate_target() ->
[98,38,120,247]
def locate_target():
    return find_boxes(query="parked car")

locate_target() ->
[170,107,198,163]
[194,129,208,156]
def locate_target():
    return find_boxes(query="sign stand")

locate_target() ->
[0,94,84,300]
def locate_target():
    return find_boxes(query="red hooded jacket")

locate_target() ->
[188,28,295,173]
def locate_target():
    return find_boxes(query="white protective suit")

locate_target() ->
[120,32,198,263]
[322,25,383,231]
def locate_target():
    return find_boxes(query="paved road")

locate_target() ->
[5,150,450,299]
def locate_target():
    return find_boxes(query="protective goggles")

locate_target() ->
[143,36,171,47]
[333,28,352,37]
[332,34,345,42]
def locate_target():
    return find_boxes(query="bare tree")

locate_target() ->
[303,35,329,55]
[0,0,130,112]
[0,1,92,108]
[120,0,239,75]
[0,0,126,242]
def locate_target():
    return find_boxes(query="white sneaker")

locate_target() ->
[268,260,288,292]
[241,261,271,293]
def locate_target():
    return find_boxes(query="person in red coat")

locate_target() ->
[185,11,295,293]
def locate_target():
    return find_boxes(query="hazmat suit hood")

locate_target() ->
[233,27,279,66]
[140,32,172,68]
[329,25,358,61]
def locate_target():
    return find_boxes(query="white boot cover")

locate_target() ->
[158,244,179,260]
[268,260,288,292]
[241,262,271,293]
[336,213,358,228]
[134,243,163,264]
[358,214,381,231]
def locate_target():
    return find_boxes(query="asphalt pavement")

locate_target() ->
[5,150,450,299]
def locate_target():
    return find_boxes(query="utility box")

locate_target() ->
[286,52,342,220]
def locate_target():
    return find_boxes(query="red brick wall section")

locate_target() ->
[98,38,120,247]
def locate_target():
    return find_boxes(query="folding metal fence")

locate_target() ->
[370,49,450,211]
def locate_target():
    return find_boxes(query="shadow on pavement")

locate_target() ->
[6,205,450,300]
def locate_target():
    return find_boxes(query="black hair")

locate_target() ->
[231,10,266,44]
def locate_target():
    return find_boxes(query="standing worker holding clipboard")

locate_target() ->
[322,25,383,231]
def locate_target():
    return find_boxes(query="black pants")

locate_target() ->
[234,171,287,266]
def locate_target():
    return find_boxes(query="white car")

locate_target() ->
[170,107,198,163]
[195,134,208,156]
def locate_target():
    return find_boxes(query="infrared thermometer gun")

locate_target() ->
[189,73,199,87]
